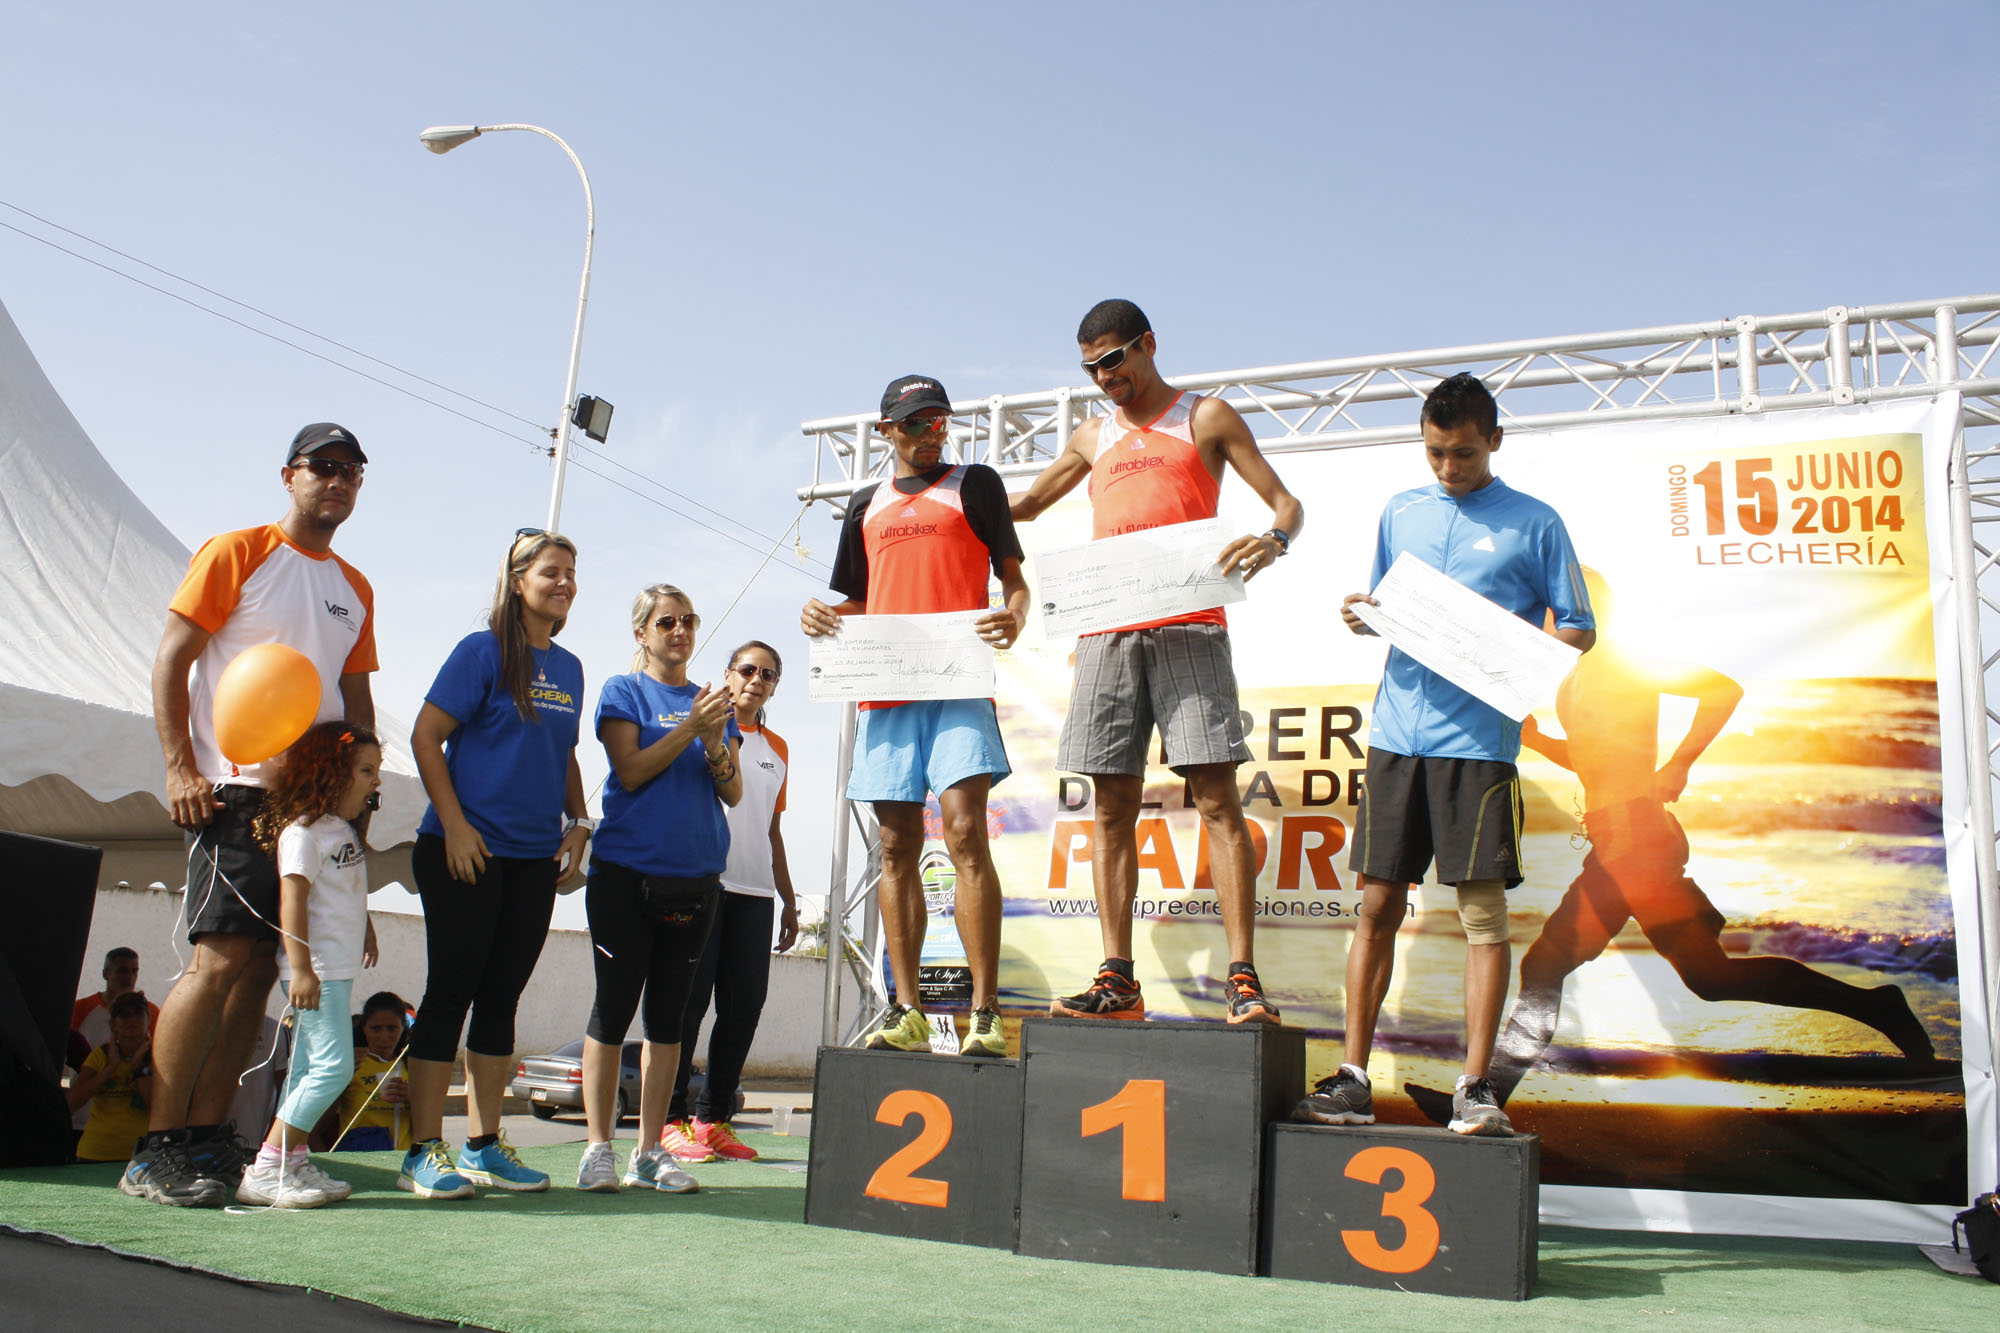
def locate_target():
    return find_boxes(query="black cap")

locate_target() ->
[286,422,368,465]
[879,375,951,423]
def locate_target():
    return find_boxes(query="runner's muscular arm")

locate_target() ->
[338,672,376,731]
[1197,397,1305,580]
[1654,666,1743,802]
[152,611,222,829]
[1009,419,1097,522]
[975,557,1031,648]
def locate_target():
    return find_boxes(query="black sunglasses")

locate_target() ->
[893,413,949,435]
[653,613,699,632]
[1080,333,1145,377]
[295,457,364,481]
[731,663,779,683]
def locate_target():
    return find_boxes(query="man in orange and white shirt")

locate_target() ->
[1012,300,1305,1025]
[126,422,377,1208]
[801,375,1029,1059]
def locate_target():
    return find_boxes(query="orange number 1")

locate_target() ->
[1079,1078,1167,1202]
[864,1089,953,1208]
[1340,1145,1441,1273]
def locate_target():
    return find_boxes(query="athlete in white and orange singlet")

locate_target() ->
[801,374,1030,1059]
[1011,300,1305,1024]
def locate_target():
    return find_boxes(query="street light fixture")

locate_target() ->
[419,123,596,531]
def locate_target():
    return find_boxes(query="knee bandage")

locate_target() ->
[1456,880,1510,945]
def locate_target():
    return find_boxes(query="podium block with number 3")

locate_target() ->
[1261,1122,1539,1300]
[1015,1019,1305,1275]
[804,1047,1023,1250]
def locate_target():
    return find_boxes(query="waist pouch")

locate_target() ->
[638,873,721,929]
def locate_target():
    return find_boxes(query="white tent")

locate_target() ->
[0,296,424,882]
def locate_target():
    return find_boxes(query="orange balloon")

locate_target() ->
[212,643,323,766]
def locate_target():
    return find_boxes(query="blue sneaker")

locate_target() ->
[397,1139,475,1200]
[456,1133,550,1192]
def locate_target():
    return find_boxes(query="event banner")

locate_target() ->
[893,395,1987,1241]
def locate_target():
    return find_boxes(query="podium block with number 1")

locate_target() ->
[1014,1018,1304,1275]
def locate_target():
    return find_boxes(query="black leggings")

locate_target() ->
[585,861,718,1045]
[669,893,775,1123]
[409,835,558,1062]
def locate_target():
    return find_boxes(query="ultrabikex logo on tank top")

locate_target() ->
[529,666,576,715]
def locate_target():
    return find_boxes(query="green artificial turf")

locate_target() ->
[0,1135,1989,1331]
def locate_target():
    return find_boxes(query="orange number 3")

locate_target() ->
[863,1089,953,1208]
[1340,1145,1441,1273]
[1080,1078,1167,1202]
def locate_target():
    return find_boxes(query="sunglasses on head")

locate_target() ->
[1080,332,1146,377]
[731,663,779,683]
[653,613,698,632]
[295,457,364,481]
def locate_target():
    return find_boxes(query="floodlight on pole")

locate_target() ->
[419,122,595,531]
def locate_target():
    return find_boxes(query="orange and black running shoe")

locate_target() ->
[1223,968,1280,1024]
[1049,962,1146,1020]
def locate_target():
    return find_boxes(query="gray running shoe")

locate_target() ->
[576,1141,621,1192]
[1449,1076,1514,1136]
[1291,1066,1375,1125]
[624,1144,699,1194]
[236,1156,333,1209]
[121,1133,226,1207]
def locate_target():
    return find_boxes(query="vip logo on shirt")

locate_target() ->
[323,599,353,620]
[758,759,777,771]
[331,842,364,868]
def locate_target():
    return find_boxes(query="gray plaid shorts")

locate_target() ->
[1055,623,1252,777]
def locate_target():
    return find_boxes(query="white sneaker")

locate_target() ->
[576,1141,621,1192]
[290,1156,353,1202]
[236,1156,332,1209]
[623,1144,698,1193]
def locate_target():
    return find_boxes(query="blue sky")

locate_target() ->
[4,1,1994,923]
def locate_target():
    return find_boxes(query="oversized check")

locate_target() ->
[1350,551,1581,721]
[1034,517,1246,638]
[806,610,995,703]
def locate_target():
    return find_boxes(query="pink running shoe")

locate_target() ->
[693,1118,758,1162]
[660,1119,717,1163]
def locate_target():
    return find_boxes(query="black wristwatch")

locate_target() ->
[1263,528,1291,555]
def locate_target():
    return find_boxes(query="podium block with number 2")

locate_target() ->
[1261,1122,1539,1300]
[1015,1019,1304,1275]
[804,1047,1023,1250]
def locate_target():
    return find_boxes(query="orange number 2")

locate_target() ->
[1079,1078,1167,1202]
[863,1089,953,1208]
[1340,1145,1441,1274]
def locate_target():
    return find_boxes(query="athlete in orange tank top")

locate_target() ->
[1011,300,1306,1025]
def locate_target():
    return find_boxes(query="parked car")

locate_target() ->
[509,1039,742,1122]
[511,1039,641,1121]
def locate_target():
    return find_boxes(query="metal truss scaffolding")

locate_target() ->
[797,294,2000,1132]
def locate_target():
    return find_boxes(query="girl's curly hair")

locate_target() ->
[252,721,381,857]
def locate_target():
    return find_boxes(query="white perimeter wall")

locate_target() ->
[77,882,856,1077]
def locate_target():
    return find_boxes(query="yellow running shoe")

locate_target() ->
[960,1005,1006,1058]
[863,1004,931,1051]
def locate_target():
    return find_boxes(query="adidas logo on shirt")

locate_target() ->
[1474,536,1497,552]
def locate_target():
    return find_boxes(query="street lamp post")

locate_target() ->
[420,124,595,532]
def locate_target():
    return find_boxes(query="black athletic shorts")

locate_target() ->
[183,784,280,944]
[1347,749,1524,888]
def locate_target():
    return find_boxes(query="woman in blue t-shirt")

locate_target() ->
[401,530,592,1200]
[574,582,743,1195]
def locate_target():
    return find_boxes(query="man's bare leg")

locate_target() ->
[873,801,928,1011]
[146,934,258,1133]
[1088,774,1142,959]
[1463,939,1512,1076]
[1662,927,1935,1060]
[1343,876,1410,1069]
[938,777,1000,1008]
[1185,764,1257,964]
[185,941,277,1128]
